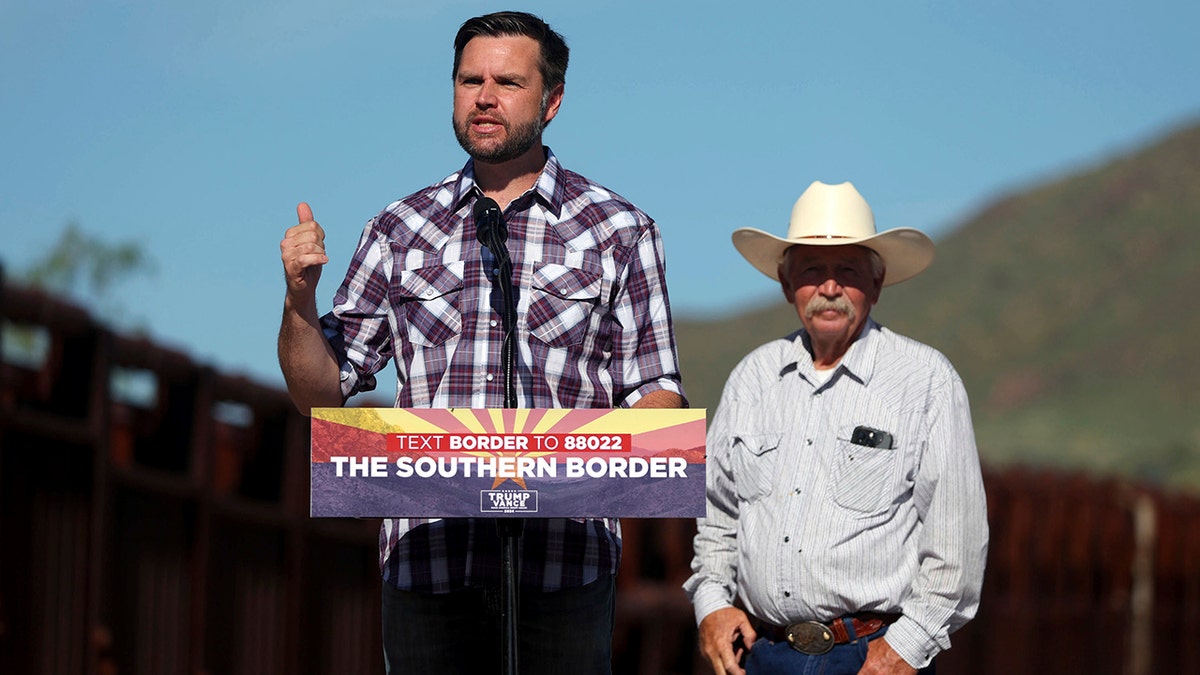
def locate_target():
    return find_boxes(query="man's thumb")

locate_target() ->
[297,202,314,224]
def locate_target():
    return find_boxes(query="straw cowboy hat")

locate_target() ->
[732,181,935,287]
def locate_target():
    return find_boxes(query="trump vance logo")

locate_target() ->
[481,490,539,514]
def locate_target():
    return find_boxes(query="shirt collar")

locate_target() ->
[449,146,564,217]
[782,318,881,387]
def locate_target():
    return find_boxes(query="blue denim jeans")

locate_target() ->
[745,625,936,675]
[381,573,615,674]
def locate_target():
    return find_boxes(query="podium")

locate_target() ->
[310,407,706,671]
[310,407,706,518]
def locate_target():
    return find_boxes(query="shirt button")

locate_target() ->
[783,591,791,598]
[806,439,813,446]
[783,536,790,543]
[486,374,494,382]
[423,288,435,298]
[490,320,498,327]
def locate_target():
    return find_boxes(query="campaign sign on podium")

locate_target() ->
[310,407,706,518]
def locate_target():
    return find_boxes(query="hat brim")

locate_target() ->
[732,227,935,287]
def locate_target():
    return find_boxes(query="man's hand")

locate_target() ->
[281,202,329,300]
[277,201,341,414]
[858,637,917,675]
[698,607,756,675]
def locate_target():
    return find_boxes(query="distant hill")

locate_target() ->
[675,119,1200,492]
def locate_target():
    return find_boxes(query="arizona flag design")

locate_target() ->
[310,408,706,518]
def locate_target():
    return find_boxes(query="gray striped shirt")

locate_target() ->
[685,320,988,668]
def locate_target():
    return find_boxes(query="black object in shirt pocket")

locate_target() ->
[832,424,898,514]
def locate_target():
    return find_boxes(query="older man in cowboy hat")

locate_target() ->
[685,182,988,675]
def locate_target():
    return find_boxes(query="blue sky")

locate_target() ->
[2,0,1198,387]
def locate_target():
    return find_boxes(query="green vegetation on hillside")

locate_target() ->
[675,119,1200,493]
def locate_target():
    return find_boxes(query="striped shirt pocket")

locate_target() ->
[831,424,899,514]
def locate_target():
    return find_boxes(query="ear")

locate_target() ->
[543,83,564,125]
[867,269,884,305]
[778,262,796,304]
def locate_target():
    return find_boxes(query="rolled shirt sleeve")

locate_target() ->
[612,221,686,407]
[320,217,394,402]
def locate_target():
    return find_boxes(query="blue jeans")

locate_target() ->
[381,574,615,674]
[745,626,936,675]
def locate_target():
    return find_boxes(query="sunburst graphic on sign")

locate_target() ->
[310,407,708,518]
[464,409,572,489]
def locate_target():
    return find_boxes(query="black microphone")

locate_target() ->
[473,195,517,409]
[473,197,505,247]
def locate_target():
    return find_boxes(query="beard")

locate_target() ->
[804,295,856,322]
[453,112,545,164]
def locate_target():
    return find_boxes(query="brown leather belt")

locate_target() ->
[751,612,900,655]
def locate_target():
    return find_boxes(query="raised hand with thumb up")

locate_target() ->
[277,201,342,414]
[280,202,329,299]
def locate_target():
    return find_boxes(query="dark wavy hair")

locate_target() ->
[452,11,569,98]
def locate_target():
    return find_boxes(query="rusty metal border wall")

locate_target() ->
[2,274,1199,674]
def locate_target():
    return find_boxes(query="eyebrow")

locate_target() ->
[456,69,530,85]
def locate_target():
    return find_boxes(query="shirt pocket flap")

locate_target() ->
[398,261,465,300]
[729,432,782,502]
[733,432,783,457]
[531,260,602,302]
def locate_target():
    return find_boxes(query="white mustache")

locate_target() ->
[804,296,856,320]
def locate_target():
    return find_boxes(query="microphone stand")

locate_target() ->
[476,198,522,675]
[494,229,522,675]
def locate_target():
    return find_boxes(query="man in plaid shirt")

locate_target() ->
[278,11,685,674]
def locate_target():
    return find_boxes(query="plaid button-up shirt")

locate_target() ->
[320,149,685,592]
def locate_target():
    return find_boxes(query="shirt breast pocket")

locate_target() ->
[527,260,602,348]
[730,432,782,504]
[394,261,465,347]
[831,424,900,514]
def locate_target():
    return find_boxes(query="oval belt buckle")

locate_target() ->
[786,621,835,655]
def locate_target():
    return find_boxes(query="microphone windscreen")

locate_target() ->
[473,197,503,246]
[472,195,501,246]
[473,196,500,223]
